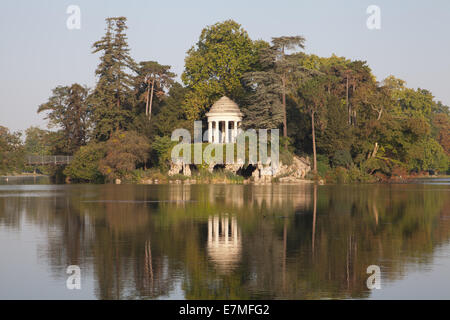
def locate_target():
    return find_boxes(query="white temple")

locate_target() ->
[206,96,243,143]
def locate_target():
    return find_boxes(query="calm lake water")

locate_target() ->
[0,176,449,300]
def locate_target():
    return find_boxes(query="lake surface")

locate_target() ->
[0,176,449,300]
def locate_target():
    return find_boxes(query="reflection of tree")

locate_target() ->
[312,184,317,254]
[1,183,449,300]
[144,240,153,289]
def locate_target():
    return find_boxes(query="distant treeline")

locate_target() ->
[1,18,448,182]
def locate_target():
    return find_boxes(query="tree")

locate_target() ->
[406,137,448,173]
[433,113,450,156]
[0,126,24,174]
[136,61,175,121]
[38,83,90,154]
[151,83,189,137]
[243,36,309,145]
[298,76,328,173]
[91,17,137,140]
[272,36,306,143]
[182,20,259,121]
[99,131,150,181]
[150,136,177,170]
[24,127,51,156]
[64,142,106,182]
[316,95,353,157]
[241,70,284,129]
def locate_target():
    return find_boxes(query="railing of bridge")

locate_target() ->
[27,155,73,165]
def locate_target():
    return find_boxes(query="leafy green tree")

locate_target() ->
[182,20,259,121]
[91,17,137,140]
[24,127,51,156]
[0,126,24,174]
[38,84,91,154]
[405,137,448,173]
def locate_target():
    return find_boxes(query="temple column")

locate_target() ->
[208,121,212,143]
[214,121,219,143]
[233,121,238,142]
[225,120,229,143]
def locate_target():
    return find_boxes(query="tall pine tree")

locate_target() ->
[91,17,136,141]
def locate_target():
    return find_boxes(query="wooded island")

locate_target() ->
[1,17,449,184]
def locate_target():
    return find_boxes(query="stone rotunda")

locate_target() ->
[206,96,243,143]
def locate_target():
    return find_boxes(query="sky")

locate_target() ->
[1,0,449,132]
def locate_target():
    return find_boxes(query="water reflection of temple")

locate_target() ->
[207,215,241,274]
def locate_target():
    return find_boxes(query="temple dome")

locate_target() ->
[206,96,243,117]
[206,96,243,143]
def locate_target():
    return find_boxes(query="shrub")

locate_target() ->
[335,167,348,184]
[331,149,353,168]
[64,142,106,183]
[151,136,177,171]
[316,154,331,177]
[134,168,168,183]
[348,165,374,183]
[280,148,294,166]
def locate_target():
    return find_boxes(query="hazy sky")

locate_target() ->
[1,0,449,132]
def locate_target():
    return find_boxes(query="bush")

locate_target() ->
[348,165,374,183]
[324,165,375,184]
[331,149,353,168]
[134,168,168,183]
[151,136,177,170]
[316,154,331,177]
[280,148,294,166]
[64,142,106,183]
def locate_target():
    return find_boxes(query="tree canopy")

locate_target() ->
[182,20,260,121]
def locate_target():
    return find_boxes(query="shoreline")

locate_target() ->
[2,173,448,185]
[0,174,48,178]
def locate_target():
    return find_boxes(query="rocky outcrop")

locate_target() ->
[168,160,191,177]
[168,155,311,183]
[249,156,311,184]
[275,156,311,180]
[224,163,242,174]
